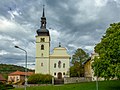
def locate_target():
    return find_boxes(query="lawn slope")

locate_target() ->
[12,80,120,90]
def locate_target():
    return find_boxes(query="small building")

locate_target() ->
[8,70,33,83]
[84,57,92,80]
[84,53,98,81]
[0,74,6,83]
[84,53,104,81]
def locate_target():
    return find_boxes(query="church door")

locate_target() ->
[57,72,62,79]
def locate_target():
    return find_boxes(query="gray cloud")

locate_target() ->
[0,0,120,69]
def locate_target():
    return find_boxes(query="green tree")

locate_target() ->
[70,48,89,77]
[93,22,120,80]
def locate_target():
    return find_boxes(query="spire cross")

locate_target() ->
[43,5,45,8]
[40,5,46,29]
[59,42,61,47]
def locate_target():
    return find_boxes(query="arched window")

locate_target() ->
[63,63,65,68]
[41,63,43,66]
[41,45,44,50]
[58,61,61,68]
[54,63,56,68]
[54,72,56,76]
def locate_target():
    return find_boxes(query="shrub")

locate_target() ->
[5,84,14,89]
[0,82,14,90]
[43,74,52,84]
[28,74,52,84]
[0,82,6,90]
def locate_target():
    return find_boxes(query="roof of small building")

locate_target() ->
[83,57,91,65]
[9,70,34,76]
[0,74,6,81]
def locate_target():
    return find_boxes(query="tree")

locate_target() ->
[0,82,14,90]
[93,22,120,80]
[70,48,89,77]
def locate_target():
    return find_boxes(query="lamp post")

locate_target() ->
[96,71,98,90]
[96,60,98,90]
[15,46,27,90]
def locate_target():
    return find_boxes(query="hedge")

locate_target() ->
[28,73,52,84]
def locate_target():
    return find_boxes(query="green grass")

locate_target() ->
[11,80,120,90]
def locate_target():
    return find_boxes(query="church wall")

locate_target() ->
[35,58,49,74]
[36,36,50,43]
[35,36,50,74]
[36,36,50,57]
[52,48,69,56]
[50,57,70,78]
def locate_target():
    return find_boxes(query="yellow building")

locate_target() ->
[35,7,70,79]
[84,57,92,79]
[8,70,33,83]
[84,53,99,81]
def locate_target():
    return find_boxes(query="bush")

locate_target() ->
[43,74,52,84]
[0,82,14,90]
[28,74,52,84]
[5,84,14,89]
[0,82,6,90]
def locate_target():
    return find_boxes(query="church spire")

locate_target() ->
[42,5,45,17]
[36,5,49,36]
[41,5,46,29]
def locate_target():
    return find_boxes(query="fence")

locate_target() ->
[64,77,92,84]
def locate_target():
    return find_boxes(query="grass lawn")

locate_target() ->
[11,80,120,90]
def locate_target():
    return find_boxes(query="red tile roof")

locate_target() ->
[9,70,34,76]
[0,74,6,81]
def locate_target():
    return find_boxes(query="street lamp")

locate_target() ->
[15,45,27,90]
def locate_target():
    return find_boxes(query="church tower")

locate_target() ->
[35,6,50,74]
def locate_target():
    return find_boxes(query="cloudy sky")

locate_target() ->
[0,0,120,69]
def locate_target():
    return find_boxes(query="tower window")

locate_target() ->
[63,63,65,68]
[41,38,45,42]
[41,63,43,67]
[54,63,56,68]
[41,45,44,50]
[41,53,43,57]
[63,72,65,75]
[58,61,61,68]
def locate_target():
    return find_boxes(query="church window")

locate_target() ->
[41,63,43,66]
[63,72,65,75]
[54,63,56,68]
[54,72,56,76]
[41,53,43,57]
[58,61,61,68]
[41,45,44,50]
[41,38,45,42]
[63,63,65,68]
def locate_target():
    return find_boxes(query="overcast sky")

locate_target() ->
[0,0,120,69]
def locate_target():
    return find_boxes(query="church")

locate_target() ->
[35,7,70,79]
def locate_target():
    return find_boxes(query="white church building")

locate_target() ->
[35,7,70,79]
